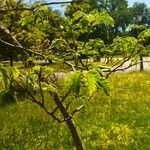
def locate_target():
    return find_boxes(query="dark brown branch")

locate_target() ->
[49,89,72,115]
[0,38,44,58]
[0,1,73,13]
[50,92,84,150]
[114,60,150,72]
[14,79,64,123]
[105,46,139,78]
[0,24,40,58]
[0,24,28,55]
[87,91,97,101]
[26,87,63,122]
[62,89,72,101]
[0,24,21,45]
[41,105,64,123]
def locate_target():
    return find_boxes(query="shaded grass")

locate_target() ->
[0,72,150,149]
[0,101,73,150]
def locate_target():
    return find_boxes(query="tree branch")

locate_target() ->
[105,44,139,78]
[49,89,72,115]
[114,60,150,72]
[0,1,73,13]
[0,24,46,58]
[15,80,64,123]
[0,23,28,56]
[0,38,44,57]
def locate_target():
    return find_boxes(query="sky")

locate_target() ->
[26,0,150,13]
[128,0,150,6]
[50,0,150,14]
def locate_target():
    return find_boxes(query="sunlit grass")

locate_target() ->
[0,71,150,149]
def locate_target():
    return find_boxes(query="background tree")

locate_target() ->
[0,0,63,65]
[65,0,132,44]
[131,2,150,27]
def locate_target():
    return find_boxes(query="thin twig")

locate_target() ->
[0,1,73,13]
[15,79,64,123]
[114,60,150,71]
[106,47,139,78]
[0,38,44,58]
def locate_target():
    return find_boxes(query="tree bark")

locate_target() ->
[140,55,144,71]
[10,55,13,67]
[65,117,85,150]
[52,93,85,150]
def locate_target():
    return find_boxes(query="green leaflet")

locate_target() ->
[83,69,110,97]
[32,65,41,74]
[94,10,114,27]
[87,39,105,49]
[111,36,138,54]
[138,28,150,45]
[87,14,96,24]
[41,83,57,93]
[73,11,85,21]
[10,67,20,79]
[87,9,114,27]
[64,70,110,98]
[96,78,110,96]
[42,66,54,74]
[64,71,82,97]
[80,39,105,56]
[51,39,70,50]
[84,71,97,96]
[79,18,89,29]
[79,49,98,55]
[32,65,54,75]
[72,9,114,31]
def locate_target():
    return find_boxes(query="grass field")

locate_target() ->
[0,72,150,150]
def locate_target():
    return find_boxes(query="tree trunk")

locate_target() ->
[66,118,84,150]
[52,93,85,150]
[10,55,13,67]
[75,53,79,70]
[140,55,144,71]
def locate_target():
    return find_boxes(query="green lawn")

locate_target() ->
[0,72,150,150]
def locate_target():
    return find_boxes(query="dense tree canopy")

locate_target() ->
[131,2,150,26]
[0,0,149,64]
